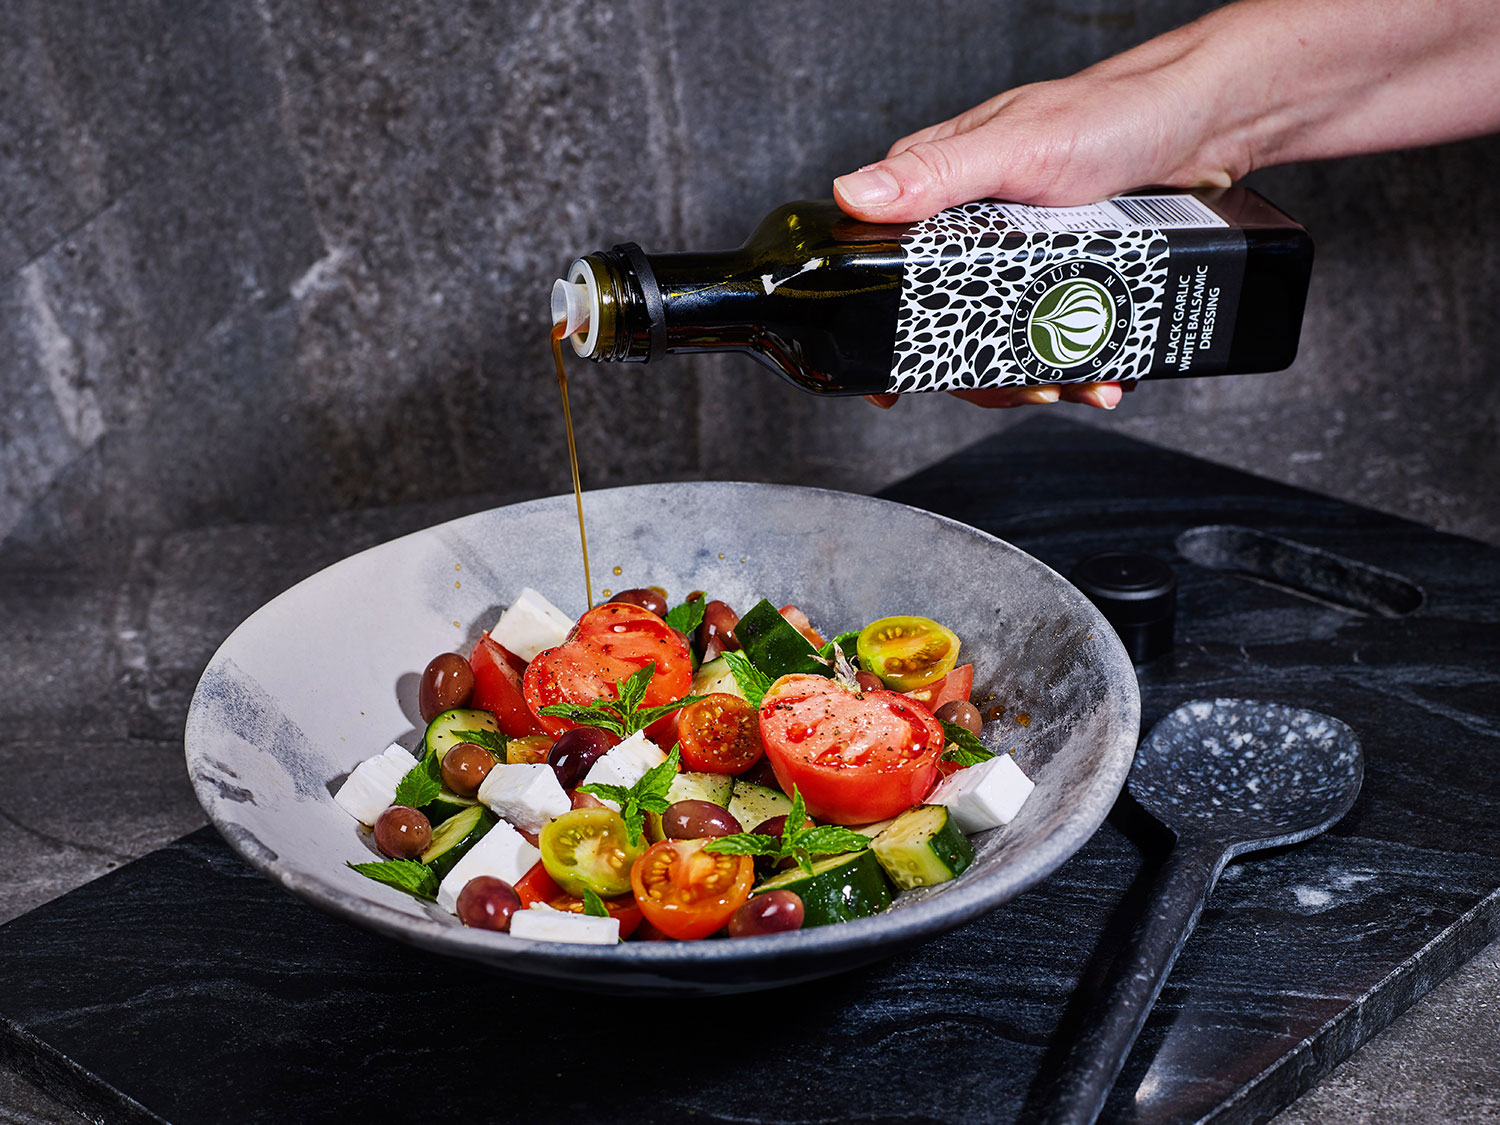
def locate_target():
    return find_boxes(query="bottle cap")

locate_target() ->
[550,278,590,336]
[1069,551,1177,664]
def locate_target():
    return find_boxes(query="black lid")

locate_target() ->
[1069,551,1177,663]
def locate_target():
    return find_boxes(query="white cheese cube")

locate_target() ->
[477,763,570,835]
[580,730,668,809]
[492,587,574,662]
[929,754,1035,833]
[436,820,541,914]
[333,744,417,826]
[509,902,620,944]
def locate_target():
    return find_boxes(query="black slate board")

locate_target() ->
[2,418,1498,1124]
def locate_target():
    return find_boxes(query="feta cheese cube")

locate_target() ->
[509,902,620,944]
[492,588,573,662]
[333,744,417,826]
[929,754,1035,833]
[477,763,570,835]
[580,730,668,809]
[436,820,541,914]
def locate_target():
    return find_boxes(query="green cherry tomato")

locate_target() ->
[539,807,645,897]
[856,615,961,692]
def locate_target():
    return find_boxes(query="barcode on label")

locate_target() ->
[1107,195,1226,229]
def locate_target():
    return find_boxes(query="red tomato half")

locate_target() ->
[523,603,693,737]
[677,693,765,775]
[513,861,564,907]
[902,664,974,715]
[469,635,548,737]
[546,892,643,940]
[759,674,944,825]
[629,840,755,941]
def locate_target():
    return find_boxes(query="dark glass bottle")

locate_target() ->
[551,186,1313,396]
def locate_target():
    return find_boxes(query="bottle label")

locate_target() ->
[889,195,1247,391]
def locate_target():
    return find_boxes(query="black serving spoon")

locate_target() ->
[1040,698,1364,1125]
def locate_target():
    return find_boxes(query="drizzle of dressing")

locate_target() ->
[552,320,593,609]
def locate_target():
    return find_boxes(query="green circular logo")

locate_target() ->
[1027,278,1114,367]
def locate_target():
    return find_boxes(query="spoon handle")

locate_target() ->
[1040,837,1231,1125]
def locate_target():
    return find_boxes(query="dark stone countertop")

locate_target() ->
[0,417,1497,1122]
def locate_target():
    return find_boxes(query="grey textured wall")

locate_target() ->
[3,0,1497,551]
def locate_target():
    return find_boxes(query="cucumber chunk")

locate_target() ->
[691,657,744,699]
[871,804,974,891]
[727,781,794,832]
[419,804,497,881]
[419,788,480,826]
[753,849,892,927]
[734,599,828,679]
[424,708,501,763]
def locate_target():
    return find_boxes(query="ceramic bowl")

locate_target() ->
[185,482,1139,995]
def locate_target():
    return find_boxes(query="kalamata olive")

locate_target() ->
[373,805,432,859]
[608,587,669,617]
[661,800,741,840]
[441,741,494,796]
[547,727,616,790]
[698,600,741,660]
[854,670,885,693]
[935,699,983,735]
[419,653,475,723]
[456,876,521,931]
[728,890,804,937]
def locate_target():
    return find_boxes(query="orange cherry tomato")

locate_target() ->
[545,892,643,940]
[677,693,765,775]
[629,839,755,941]
[759,673,944,825]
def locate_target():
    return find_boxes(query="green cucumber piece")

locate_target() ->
[691,656,743,699]
[419,787,480,826]
[424,708,500,763]
[733,599,828,679]
[419,804,497,880]
[727,781,794,832]
[753,849,893,927]
[871,804,974,890]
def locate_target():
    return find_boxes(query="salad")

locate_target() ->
[333,586,1035,943]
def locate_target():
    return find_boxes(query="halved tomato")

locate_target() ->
[629,839,755,940]
[677,693,764,775]
[759,673,944,825]
[778,604,826,649]
[902,663,974,715]
[469,635,548,737]
[523,603,693,737]
[513,861,564,907]
[856,616,960,691]
[546,892,643,940]
[539,807,645,897]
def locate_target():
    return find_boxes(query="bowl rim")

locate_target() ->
[185,481,1140,973]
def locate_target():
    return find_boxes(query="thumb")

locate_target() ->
[834,133,1008,222]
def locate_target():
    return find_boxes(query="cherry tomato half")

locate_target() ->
[513,860,565,907]
[629,839,755,941]
[539,807,645,898]
[469,635,548,737]
[677,693,765,775]
[759,673,944,824]
[856,616,961,691]
[902,663,974,715]
[546,892,643,940]
[524,603,693,737]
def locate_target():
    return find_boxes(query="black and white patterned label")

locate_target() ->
[889,196,1244,391]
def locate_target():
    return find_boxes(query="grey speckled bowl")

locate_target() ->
[185,482,1139,995]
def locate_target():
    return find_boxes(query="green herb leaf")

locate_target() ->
[347,859,438,900]
[536,703,627,738]
[796,825,872,856]
[391,753,442,808]
[577,745,683,847]
[615,663,653,715]
[701,832,781,857]
[819,631,862,663]
[581,888,610,918]
[537,663,700,738]
[940,720,995,767]
[664,598,706,637]
[722,650,772,709]
[453,728,509,760]
[634,695,707,730]
[577,781,631,806]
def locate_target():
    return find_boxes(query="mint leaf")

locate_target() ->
[796,825,871,856]
[581,888,610,918]
[722,650,772,709]
[634,694,706,731]
[453,728,509,760]
[392,753,442,808]
[537,702,628,738]
[940,720,995,767]
[538,664,700,738]
[615,663,653,714]
[701,832,780,857]
[781,787,815,873]
[576,781,631,806]
[578,746,683,846]
[348,859,437,900]
[664,598,706,637]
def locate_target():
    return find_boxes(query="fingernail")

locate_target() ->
[835,167,900,207]
[1083,386,1117,410]
[1020,387,1061,405]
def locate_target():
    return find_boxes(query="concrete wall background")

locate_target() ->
[3,0,1497,551]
